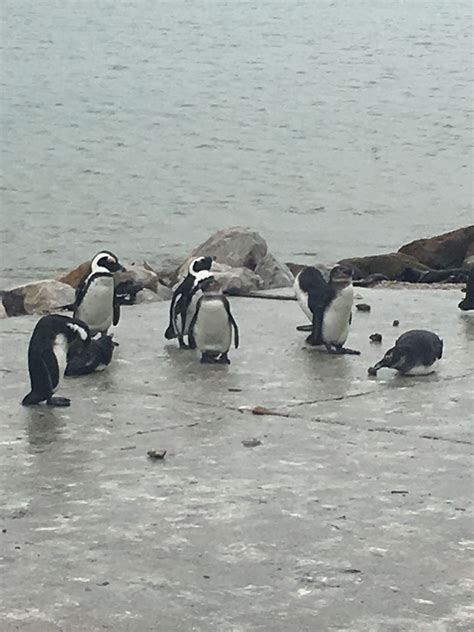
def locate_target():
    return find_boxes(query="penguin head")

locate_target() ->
[189,256,214,275]
[192,270,215,292]
[329,265,353,286]
[374,345,407,371]
[91,251,124,274]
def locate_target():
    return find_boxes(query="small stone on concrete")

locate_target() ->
[356,303,371,312]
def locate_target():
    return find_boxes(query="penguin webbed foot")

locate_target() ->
[338,346,361,356]
[326,345,361,356]
[200,352,222,364]
[47,397,71,407]
[178,338,189,350]
[306,334,321,346]
[217,353,231,365]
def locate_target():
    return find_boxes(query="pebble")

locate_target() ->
[369,333,382,343]
[147,449,167,460]
[356,303,371,312]
[392,319,400,326]
[242,438,262,448]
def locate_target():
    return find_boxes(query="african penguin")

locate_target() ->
[22,314,90,407]
[188,278,239,364]
[458,269,474,311]
[66,334,117,376]
[74,250,124,337]
[165,256,214,349]
[294,265,360,355]
[368,330,443,376]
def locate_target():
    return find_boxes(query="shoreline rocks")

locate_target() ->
[2,280,75,317]
[1,225,472,319]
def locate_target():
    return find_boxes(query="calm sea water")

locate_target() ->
[1,0,472,286]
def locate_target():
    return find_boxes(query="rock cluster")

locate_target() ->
[1,225,472,318]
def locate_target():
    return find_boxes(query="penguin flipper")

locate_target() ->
[223,297,239,349]
[113,294,120,326]
[73,273,89,312]
[187,297,201,343]
[307,290,328,345]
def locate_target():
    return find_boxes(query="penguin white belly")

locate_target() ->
[294,277,312,321]
[322,286,353,345]
[194,300,232,353]
[77,277,114,334]
[404,359,438,376]
[52,334,68,392]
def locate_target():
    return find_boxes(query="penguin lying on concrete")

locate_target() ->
[165,256,214,349]
[74,250,124,337]
[66,334,117,376]
[458,269,474,311]
[368,330,443,376]
[294,265,360,355]
[22,314,90,407]
[188,278,239,364]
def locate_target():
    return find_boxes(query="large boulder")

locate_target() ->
[254,254,294,289]
[398,226,474,270]
[178,227,268,278]
[2,280,75,317]
[115,263,159,293]
[210,262,264,293]
[57,261,90,288]
[463,240,474,269]
[338,253,430,281]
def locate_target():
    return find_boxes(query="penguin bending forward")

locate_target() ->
[22,314,90,407]
[74,250,124,337]
[188,278,239,364]
[165,256,214,349]
[368,330,443,376]
[294,265,360,355]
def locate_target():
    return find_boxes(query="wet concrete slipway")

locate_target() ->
[0,288,473,632]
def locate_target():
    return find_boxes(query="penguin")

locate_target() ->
[22,314,90,407]
[458,269,474,311]
[164,256,214,349]
[368,330,443,376]
[294,265,360,355]
[188,278,239,364]
[74,250,124,336]
[65,334,117,376]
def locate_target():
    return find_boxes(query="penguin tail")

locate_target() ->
[164,324,177,340]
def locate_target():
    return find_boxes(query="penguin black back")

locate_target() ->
[369,329,443,376]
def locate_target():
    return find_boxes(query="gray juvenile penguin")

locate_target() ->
[294,265,360,355]
[368,329,443,376]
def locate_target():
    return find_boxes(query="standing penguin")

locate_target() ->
[294,265,360,355]
[22,314,90,407]
[188,278,239,364]
[368,330,443,376]
[164,256,214,349]
[74,250,124,337]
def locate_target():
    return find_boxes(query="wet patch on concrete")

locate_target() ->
[1,289,473,631]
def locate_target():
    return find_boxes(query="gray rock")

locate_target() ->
[135,288,166,304]
[2,280,75,317]
[178,227,268,277]
[115,263,159,292]
[211,262,264,294]
[254,253,294,289]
